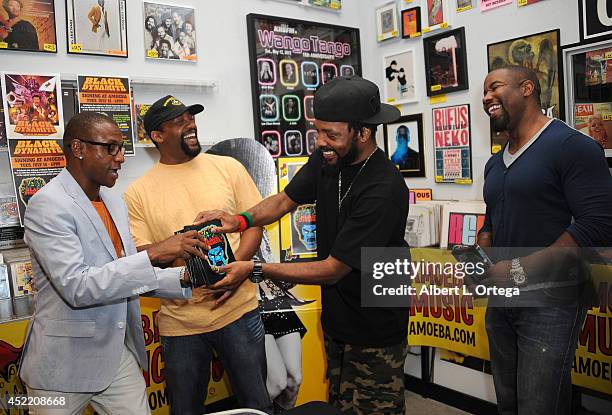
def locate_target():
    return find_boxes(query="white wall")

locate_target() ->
[0,0,367,194]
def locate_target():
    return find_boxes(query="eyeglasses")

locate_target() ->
[78,138,125,156]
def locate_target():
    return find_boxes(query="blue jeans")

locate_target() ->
[161,308,273,415]
[485,305,587,415]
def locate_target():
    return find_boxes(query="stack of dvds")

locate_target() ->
[176,220,235,288]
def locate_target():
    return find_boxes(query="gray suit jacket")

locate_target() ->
[20,169,189,393]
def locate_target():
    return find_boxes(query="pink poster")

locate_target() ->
[480,0,512,12]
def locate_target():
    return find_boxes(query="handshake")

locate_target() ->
[146,220,235,288]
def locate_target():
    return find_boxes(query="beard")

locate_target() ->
[491,108,510,133]
[181,135,201,158]
[321,132,359,176]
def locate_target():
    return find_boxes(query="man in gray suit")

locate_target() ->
[20,112,206,414]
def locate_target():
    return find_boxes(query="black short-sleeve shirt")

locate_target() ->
[285,148,410,346]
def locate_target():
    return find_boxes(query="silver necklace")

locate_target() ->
[338,148,378,212]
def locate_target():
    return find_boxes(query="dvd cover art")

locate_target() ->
[575,102,612,151]
[1,73,63,139]
[290,204,317,255]
[178,220,235,288]
[0,196,19,228]
[0,0,56,52]
[585,47,612,86]
[135,103,152,145]
[66,0,128,57]
[9,259,32,297]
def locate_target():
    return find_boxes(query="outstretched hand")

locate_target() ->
[193,210,241,234]
[210,261,255,304]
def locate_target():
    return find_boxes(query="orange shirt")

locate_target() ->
[91,200,123,258]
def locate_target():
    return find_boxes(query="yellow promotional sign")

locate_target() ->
[408,248,612,395]
[408,248,489,360]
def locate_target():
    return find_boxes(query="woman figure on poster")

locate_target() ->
[397,68,408,95]
[260,61,274,83]
[588,114,609,148]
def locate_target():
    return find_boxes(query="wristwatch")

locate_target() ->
[510,258,527,287]
[249,259,264,283]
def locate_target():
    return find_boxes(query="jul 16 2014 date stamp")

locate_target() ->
[3,395,69,409]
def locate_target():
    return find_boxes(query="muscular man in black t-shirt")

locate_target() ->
[195,76,411,414]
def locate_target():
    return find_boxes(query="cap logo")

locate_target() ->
[369,95,380,114]
[163,96,184,107]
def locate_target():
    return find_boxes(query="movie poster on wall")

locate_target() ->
[8,138,66,225]
[1,73,64,140]
[0,0,57,53]
[77,75,135,156]
[66,0,128,57]
[143,1,196,61]
[487,29,562,153]
[432,104,472,184]
[247,14,361,158]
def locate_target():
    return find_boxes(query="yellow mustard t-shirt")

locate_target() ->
[124,153,262,336]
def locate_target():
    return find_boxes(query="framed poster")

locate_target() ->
[480,0,512,12]
[579,0,612,44]
[143,1,196,61]
[383,49,417,105]
[0,0,57,53]
[423,27,469,97]
[456,0,473,13]
[401,7,421,39]
[422,0,451,33]
[487,29,563,153]
[247,14,361,158]
[376,2,398,42]
[66,0,128,57]
[432,104,472,184]
[383,114,424,178]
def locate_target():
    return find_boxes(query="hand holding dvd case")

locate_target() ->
[451,244,494,294]
[176,220,235,288]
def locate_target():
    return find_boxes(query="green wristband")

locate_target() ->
[240,212,254,228]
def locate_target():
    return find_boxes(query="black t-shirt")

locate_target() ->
[285,148,410,346]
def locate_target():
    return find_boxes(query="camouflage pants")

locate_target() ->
[324,336,407,415]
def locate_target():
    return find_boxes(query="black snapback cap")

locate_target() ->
[144,95,204,135]
[314,76,400,125]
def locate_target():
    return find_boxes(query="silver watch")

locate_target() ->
[510,258,527,287]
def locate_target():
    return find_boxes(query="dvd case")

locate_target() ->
[176,220,236,288]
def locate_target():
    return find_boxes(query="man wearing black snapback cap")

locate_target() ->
[196,76,411,414]
[124,96,272,414]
